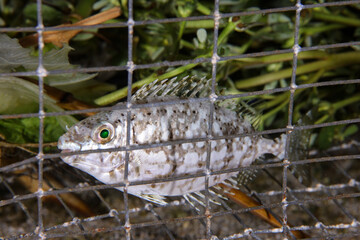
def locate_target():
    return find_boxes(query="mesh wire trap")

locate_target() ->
[1,0,360,239]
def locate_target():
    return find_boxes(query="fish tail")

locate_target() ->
[287,110,315,186]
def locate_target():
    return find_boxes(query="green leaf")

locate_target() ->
[41,45,98,86]
[23,3,63,26]
[93,0,109,11]
[0,117,65,144]
[76,0,96,18]
[343,124,358,138]
[0,34,36,71]
[0,76,78,131]
[241,7,261,24]
[197,28,207,43]
[317,126,335,150]
[0,34,97,86]
[267,13,291,25]
[0,77,40,114]
[72,32,96,41]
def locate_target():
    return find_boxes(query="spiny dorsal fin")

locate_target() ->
[132,76,213,101]
[218,98,262,130]
[133,76,262,130]
[238,100,262,130]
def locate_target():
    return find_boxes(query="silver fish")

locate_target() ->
[58,76,287,205]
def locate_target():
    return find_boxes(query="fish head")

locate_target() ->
[58,111,127,184]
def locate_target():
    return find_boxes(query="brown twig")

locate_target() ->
[19,7,121,47]
[15,170,96,217]
[1,143,95,217]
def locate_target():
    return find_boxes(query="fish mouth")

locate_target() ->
[58,136,82,152]
[60,149,72,154]
[66,157,119,173]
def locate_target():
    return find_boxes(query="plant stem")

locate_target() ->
[180,39,196,50]
[233,51,328,68]
[196,2,211,15]
[332,94,360,112]
[301,24,345,36]
[256,92,289,111]
[260,97,289,124]
[235,51,360,89]
[312,11,360,27]
[218,19,241,46]
[185,20,215,29]
[314,94,360,124]
[177,21,186,43]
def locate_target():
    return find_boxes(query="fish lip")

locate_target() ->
[60,149,72,154]
[69,158,117,173]
[58,136,82,152]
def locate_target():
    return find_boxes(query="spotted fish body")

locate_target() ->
[58,77,287,203]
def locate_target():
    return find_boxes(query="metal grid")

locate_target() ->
[1,0,360,239]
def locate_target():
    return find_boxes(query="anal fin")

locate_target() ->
[134,193,168,206]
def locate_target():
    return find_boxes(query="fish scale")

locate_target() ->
[58,76,287,205]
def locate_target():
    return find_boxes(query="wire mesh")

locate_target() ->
[0,0,360,239]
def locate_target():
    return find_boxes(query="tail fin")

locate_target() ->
[288,110,315,186]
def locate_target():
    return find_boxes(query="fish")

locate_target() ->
[58,76,289,205]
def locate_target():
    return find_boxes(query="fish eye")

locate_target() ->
[92,122,115,144]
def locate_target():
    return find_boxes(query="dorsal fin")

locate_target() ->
[132,75,262,130]
[218,97,262,130]
[132,76,213,101]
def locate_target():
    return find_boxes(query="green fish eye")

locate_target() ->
[92,122,115,144]
[100,129,110,139]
